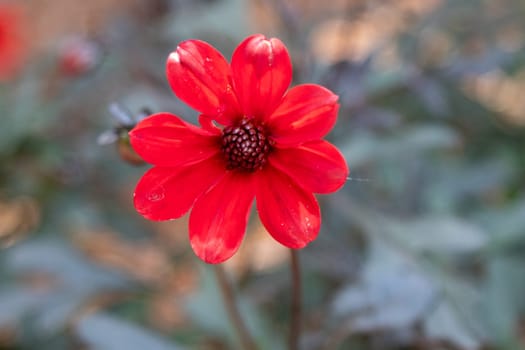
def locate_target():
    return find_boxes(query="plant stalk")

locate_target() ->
[213,264,259,350]
[289,249,302,350]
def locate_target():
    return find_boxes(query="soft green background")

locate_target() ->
[1,0,525,349]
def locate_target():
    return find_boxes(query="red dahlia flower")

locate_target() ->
[0,3,26,81]
[130,34,349,264]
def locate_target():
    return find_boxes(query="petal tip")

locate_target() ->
[190,239,238,264]
[168,50,181,64]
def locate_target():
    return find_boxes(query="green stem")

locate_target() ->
[213,264,259,350]
[289,249,302,350]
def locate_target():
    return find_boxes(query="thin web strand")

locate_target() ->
[346,176,372,182]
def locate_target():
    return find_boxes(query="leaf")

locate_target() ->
[3,239,131,333]
[183,267,230,337]
[0,287,50,328]
[76,312,185,350]
[389,216,487,255]
[5,239,128,291]
[184,267,283,350]
[409,76,449,116]
[345,201,487,256]
[473,198,525,248]
[33,294,88,334]
[423,156,516,212]
[424,301,481,350]
[164,0,248,42]
[481,255,525,345]
[0,78,58,155]
[331,238,436,331]
[341,124,460,168]
[364,67,411,96]
[446,49,513,77]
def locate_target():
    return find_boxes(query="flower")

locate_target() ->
[130,34,349,264]
[98,103,148,166]
[0,3,26,81]
[58,36,102,77]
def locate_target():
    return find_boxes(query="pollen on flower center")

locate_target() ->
[221,118,272,172]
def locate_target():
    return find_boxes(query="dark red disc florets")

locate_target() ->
[221,118,271,172]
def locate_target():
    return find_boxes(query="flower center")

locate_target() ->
[221,118,272,172]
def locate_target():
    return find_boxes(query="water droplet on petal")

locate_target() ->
[216,104,227,116]
[147,186,165,202]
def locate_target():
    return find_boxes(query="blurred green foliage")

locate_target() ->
[1,0,525,349]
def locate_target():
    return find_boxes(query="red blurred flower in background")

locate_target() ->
[130,34,348,264]
[0,3,26,81]
[58,36,102,77]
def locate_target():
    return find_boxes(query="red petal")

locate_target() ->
[189,172,255,264]
[134,155,226,221]
[269,140,348,193]
[231,34,292,120]
[198,114,222,135]
[166,40,240,125]
[255,167,320,248]
[129,113,220,167]
[268,84,339,145]
[0,4,26,80]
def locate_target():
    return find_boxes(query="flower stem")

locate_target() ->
[213,264,259,350]
[289,249,302,350]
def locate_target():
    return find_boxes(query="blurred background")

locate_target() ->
[1,0,525,349]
